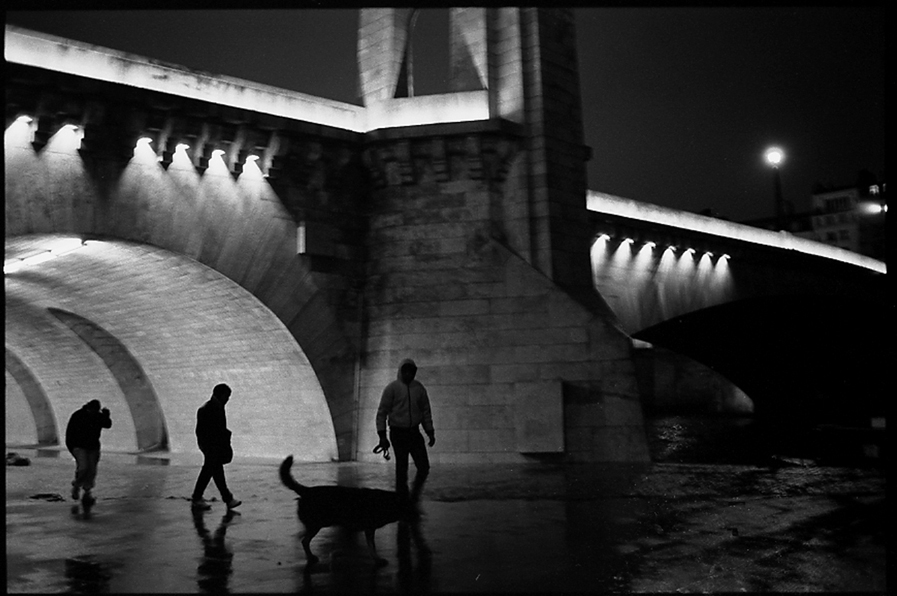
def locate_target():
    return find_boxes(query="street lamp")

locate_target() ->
[764,146,786,230]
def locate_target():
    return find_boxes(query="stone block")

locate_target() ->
[469,428,516,453]
[514,380,563,453]
[490,363,539,384]
[432,429,469,453]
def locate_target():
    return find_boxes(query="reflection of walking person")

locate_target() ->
[191,384,241,511]
[65,400,112,505]
[192,508,237,594]
[376,359,435,501]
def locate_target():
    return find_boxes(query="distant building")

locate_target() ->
[740,175,887,260]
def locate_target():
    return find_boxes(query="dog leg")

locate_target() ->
[302,526,321,566]
[365,528,388,567]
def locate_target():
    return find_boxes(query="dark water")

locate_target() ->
[645,414,885,467]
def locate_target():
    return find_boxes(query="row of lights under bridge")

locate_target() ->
[11,115,278,179]
[595,234,731,262]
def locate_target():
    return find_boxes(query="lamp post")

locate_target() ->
[764,146,786,230]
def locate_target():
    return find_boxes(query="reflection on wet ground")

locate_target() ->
[5,418,887,593]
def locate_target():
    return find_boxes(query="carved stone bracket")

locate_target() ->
[363,127,522,190]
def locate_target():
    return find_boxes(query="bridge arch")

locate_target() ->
[5,348,58,446]
[4,114,356,461]
[5,234,338,460]
[47,307,169,452]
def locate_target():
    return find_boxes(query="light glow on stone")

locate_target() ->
[587,191,885,274]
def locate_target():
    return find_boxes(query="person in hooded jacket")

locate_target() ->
[376,358,435,501]
[65,399,112,503]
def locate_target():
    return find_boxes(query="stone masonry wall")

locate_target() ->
[357,130,650,463]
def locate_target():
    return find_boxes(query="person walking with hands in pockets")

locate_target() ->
[376,358,435,502]
[191,383,241,512]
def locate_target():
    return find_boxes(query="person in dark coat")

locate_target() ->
[65,399,112,503]
[191,384,241,511]
[376,358,436,501]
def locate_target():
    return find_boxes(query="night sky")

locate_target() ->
[5,7,885,222]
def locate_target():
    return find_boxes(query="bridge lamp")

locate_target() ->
[596,234,610,242]
[211,149,226,158]
[175,143,190,153]
[764,146,786,230]
[764,146,784,168]
[643,241,656,249]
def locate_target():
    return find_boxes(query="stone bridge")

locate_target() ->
[5,9,887,463]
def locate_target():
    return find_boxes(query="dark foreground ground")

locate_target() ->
[6,441,887,594]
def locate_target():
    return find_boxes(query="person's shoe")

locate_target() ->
[226,498,242,510]
[71,485,80,501]
[191,498,212,511]
[81,491,95,506]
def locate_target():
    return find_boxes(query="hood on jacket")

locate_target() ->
[396,358,417,380]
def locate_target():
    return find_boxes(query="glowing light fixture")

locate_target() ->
[175,143,190,152]
[136,137,152,147]
[764,146,784,168]
[597,234,610,242]
[212,149,225,158]
[245,154,259,163]
[644,241,656,249]
[621,238,634,245]
[16,115,33,124]
[859,202,886,215]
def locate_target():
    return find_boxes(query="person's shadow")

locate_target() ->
[192,508,239,594]
[396,506,432,593]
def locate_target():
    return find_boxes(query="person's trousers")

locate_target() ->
[389,426,430,499]
[192,454,233,503]
[71,448,101,492]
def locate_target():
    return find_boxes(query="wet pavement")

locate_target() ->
[6,447,887,594]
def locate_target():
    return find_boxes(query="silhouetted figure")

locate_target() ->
[376,359,435,501]
[191,384,241,511]
[193,508,237,594]
[65,400,111,505]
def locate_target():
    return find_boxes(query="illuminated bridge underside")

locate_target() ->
[4,237,337,460]
[587,192,889,419]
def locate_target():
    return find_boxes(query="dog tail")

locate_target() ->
[279,455,308,496]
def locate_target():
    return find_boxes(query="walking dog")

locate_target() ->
[279,455,411,567]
